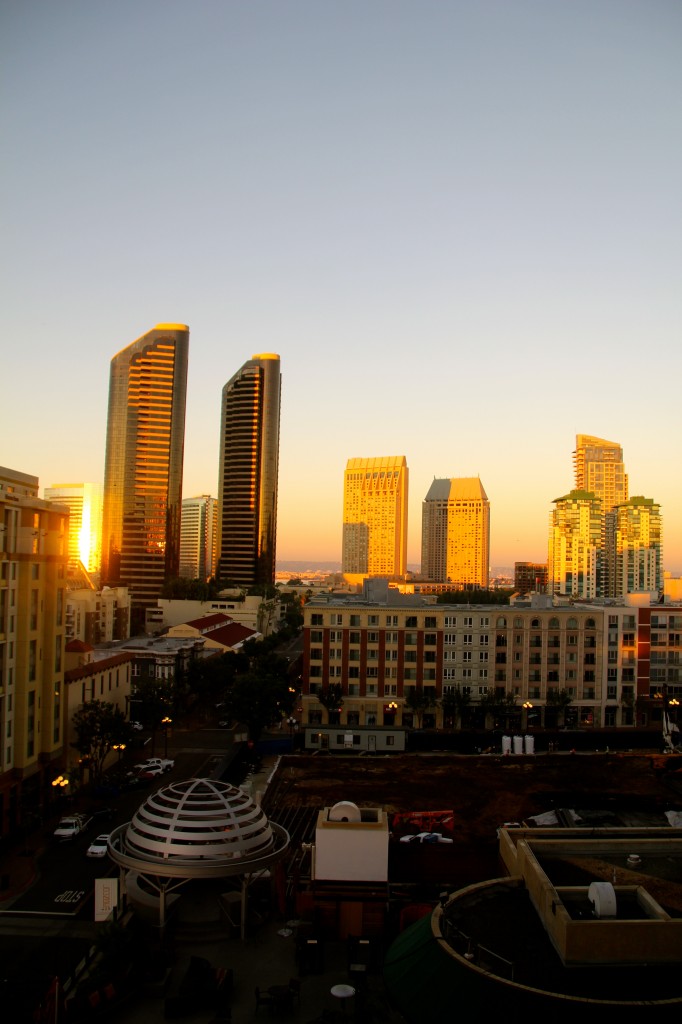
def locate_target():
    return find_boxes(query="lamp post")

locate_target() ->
[522,700,533,730]
[162,716,172,759]
[286,716,298,751]
[387,700,398,725]
[113,743,126,768]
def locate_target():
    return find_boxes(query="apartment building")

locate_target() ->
[65,585,130,644]
[0,467,68,836]
[302,582,681,733]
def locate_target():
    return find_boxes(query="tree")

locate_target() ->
[440,686,471,730]
[316,683,344,723]
[71,700,128,784]
[546,687,574,727]
[479,687,518,729]
[223,669,295,742]
[404,685,435,728]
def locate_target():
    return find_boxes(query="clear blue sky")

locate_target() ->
[2,1,681,571]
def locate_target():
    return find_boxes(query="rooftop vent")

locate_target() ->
[588,881,617,918]
[328,800,361,823]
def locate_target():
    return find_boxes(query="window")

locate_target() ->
[310,648,322,660]
[349,631,361,644]
[463,634,473,645]
[444,633,456,645]
[425,617,437,628]
[386,631,398,644]
[480,634,489,645]
[479,617,489,627]
[310,630,323,643]
[463,616,473,627]
[444,616,457,627]
[348,666,360,678]
[350,614,360,627]
[367,631,379,643]
[311,614,323,626]
[424,633,437,646]
[479,651,488,662]
[386,615,398,626]
[386,736,395,747]
[404,632,418,646]
[463,651,472,662]
[368,615,379,626]
[331,614,343,626]
[405,616,418,628]
[330,630,342,641]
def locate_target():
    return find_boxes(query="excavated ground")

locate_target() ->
[266,751,682,841]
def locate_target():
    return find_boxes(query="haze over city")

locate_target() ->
[2,2,681,572]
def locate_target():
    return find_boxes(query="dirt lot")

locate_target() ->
[266,750,682,845]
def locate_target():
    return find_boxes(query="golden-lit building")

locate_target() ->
[609,496,663,599]
[44,482,103,576]
[101,324,189,627]
[217,354,281,587]
[548,489,603,598]
[573,434,627,513]
[421,477,490,588]
[0,467,68,838]
[342,456,408,578]
[180,495,218,581]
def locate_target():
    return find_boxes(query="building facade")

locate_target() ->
[514,562,548,595]
[548,490,603,598]
[608,496,663,599]
[301,583,682,733]
[217,354,281,588]
[421,477,490,588]
[0,467,68,837]
[44,482,103,576]
[573,434,628,513]
[342,456,408,578]
[65,585,130,644]
[180,495,218,581]
[101,323,189,627]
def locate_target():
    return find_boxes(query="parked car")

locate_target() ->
[399,832,454,844]
[130,721,144,732]
[133,757,174,773]
[86,834,111,858]
[54,814,92,840]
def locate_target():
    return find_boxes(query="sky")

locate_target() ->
[2,1,681,572]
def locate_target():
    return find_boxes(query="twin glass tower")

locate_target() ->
[102,326,280,626]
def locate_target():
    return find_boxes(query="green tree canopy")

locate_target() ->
[316,683,344,721]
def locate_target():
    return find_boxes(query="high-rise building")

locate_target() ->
[180,495,218,581]
[421,478,490,588]
[101,324,189,625]
[0,467,68,837]
[44,482,103,576]
[609,496,663,598]
[217,354,281,587]
[573,434,628,513]
[548,489,603,598]
[342,456,408,578]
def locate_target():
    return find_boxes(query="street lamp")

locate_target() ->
[286,716,298,751]
[162,716,172,759]
[113,743,126,767]
[522,701,533,729]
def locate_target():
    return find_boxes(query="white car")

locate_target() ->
[134,757,174,773]
[86,834,111,858]
[130,721,143,732]
[399,832,454,844]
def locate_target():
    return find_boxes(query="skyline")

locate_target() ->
[2,2,681,572]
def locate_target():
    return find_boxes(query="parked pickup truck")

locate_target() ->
[54,814,92,840]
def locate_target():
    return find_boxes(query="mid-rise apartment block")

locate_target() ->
[0,467,68,837]
[421,477,489,588]
[302,583,681,734]
[65,585,130,644]
[342,456,408,579]
[180,495,218,581]
[608,496,663,599]
[514,562,548,595]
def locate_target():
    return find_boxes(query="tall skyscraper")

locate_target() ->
[342,456,408,578]
[44,482,103,576]
[573,434,628,513]
[217,354,281,588]
[180,495,218,581]
[101,324,189,625]
[609,496,663,598]
[548,489,603,598]
[421,478,490,588]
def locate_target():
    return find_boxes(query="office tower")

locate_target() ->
[548,489,603,598]
[217,354,281,588]
[342,456,408,577]
[101,324,189,626]
[0,467,68,836]
[421,478,490,588]
[44,482,103,576]
[573,434,628,513]
[180,495,218,581]
[609,496,663,598]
